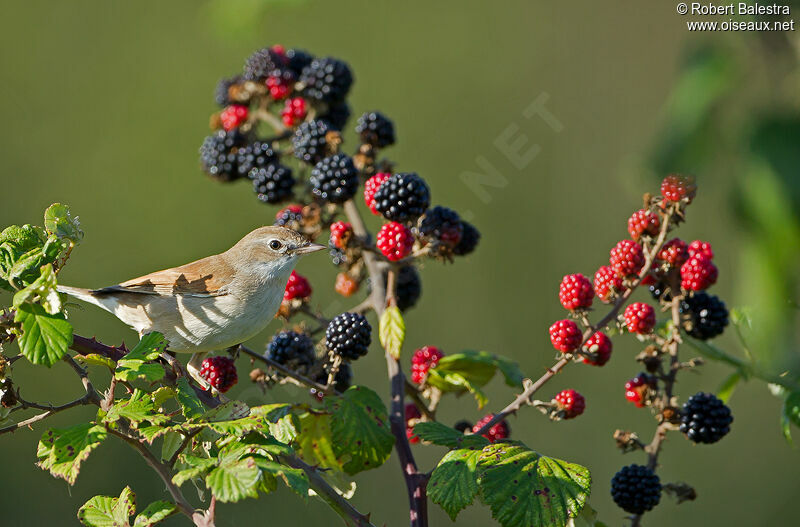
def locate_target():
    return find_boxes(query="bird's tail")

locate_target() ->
[57,285,116,314]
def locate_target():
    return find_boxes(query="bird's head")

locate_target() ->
[229,226,326,281]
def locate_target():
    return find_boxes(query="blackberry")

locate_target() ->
[199,356,238,393]
[373,172,431,222]
[419,206,463,248]
[200,129,246,181]
[292,120,331,164]
[266,68,296,100]
[395,265,421,311]
[680,292,728,340]
[314,362,353,393]
[309,154,359,204]
[243,47,286,81]
[325,312,372,360]
[252,164,295,204]
[329,246,348,266]
[453,221,480,256]
[236,141,277,178]
[610,464,661,514]
[266,331,316,372]
[274,205,304,228]
[679,392,733,444]
[453,420,473,434]
[300,57,353,103]
[215,75,242,106]
[648,279,673,302]
[355,111,396,148]
[286,48,315,77]
[320,101,351,130]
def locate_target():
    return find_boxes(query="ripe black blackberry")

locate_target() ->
[309,154,359,204]
[292,120,331,164]
[200,129,246,181]
[252,164,295,204]
[395,265,422,311]
[266,331,316,372]
[236,141,276,178]
[453,420,473,434]
[373,172,431,222]
[680,292,729,340]
[315,362,352,393]
[215,75,243,106]
[453,221,481,256]
[300,57,353,103]
[419,206,463,247]
[320,101,351,131]
[243,47,286,80]
[355,111,396,148]
[325,312,372,360]
[286,48,314,76]
[329,246,348,266]
[648,279,673,303]
[679,392,733,444]
[610,464,661,514]
[274,206,304,229]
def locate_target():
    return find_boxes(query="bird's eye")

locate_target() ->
[269,240,283,250]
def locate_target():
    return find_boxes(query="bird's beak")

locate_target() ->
[293,243,327,255]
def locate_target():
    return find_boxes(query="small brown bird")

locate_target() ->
[57,226,325,382]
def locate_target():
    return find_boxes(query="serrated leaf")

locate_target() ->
[114,333,167,382]
[426,350,522,406]
[429,448,482,520]
[379,305,405,359]
[412,421,489,448]
[717,372,742,403]
[78,487,136,527]
[74,353,116,370]
[252,404,297,442]
[103,390,170,426]
[173,456,217,487]
[206,456,260,502]
[295,412,342,471]
[254,459,310,499]
[44,203,84,243]
[477,442,591,527]
[37,423,107,485]
[427,369,489,408]
[324,386,394,474]
[175,377,204,418]
[124,333,168,361]
[161,431,184,462]
[14,303,72,367]
[133,501,176,527]
[12,263,62,314]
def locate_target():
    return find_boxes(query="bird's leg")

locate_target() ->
[187,352,210,390]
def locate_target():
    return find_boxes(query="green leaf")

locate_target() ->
[427,369,489,408]
[379,305,405,360]
[77,486,136,527]
[254,405,299,444]
[173,456,217,487]
[567,504,600,527]
[133,501,176,527]
[114,333,168,382]
[123,333,168,361]
[161,431,184,462]
[717,372,742,404]
[206,456,260,503]
[254,459,310,499]
[44,203,84,243]
[103,390,170,426]
[175,377,204,418]
[781,390,800,444]
[295,412,342,471]
[324,386,395,474]
[74,353,116,370]
[429,448,482,520]
[426,350,523,407]
[12,263,62,314]
[14,303,72,367]
[477,442,591,527]
[37,423,107,485]
[412,421,489,448]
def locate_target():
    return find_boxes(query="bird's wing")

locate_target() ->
[92,255,232,297]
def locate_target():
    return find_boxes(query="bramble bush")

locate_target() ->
[1,44,798,527]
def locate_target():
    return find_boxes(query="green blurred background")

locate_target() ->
[1,1,799,525]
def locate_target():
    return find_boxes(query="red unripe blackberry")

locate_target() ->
[688,240,714,259]
[558,273,594,310]
[472,414,510,443]
[680,254,718,291]
[611,464,661,514]
[199,356,238,393]
[625,373,657,407]
[281,97,307,127]
[266,70,295,100]
[609,240,645,278]
[549,319,582,353]
[376,222,414,261]
[657,238,689,267]
[284,270,312,300]
[220,105,249,131]
[594,265,623,303]
[329,221,353,249]
[582,331,612,366]
[410,346,444,384]
[405,403,422,444]
[627,209,660,241]
[660,174,697,204]
[335,272,359,297]
[623,302,656,334]
[364,173,391,215]
[553,389,585,419]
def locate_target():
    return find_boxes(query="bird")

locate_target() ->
[57,226,325,386]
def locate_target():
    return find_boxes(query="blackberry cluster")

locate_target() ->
[293,120,331,164]
[373,172,430,222]
[325,312,372,360]
[252,164,295,204]
[320,102,351,131]
[419,206,463,248]
[309,154,359,203]
[453,222,480,256]
[680,292,728,340]
[300,57,353,103]
[679,392,733,444]
[215,75,242,106]
[355,111,396,148]
[200,130,246,181]
[266,331,316,371]
[610,464,661,514]
[243,47,286,81]
[236,141,276,178]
